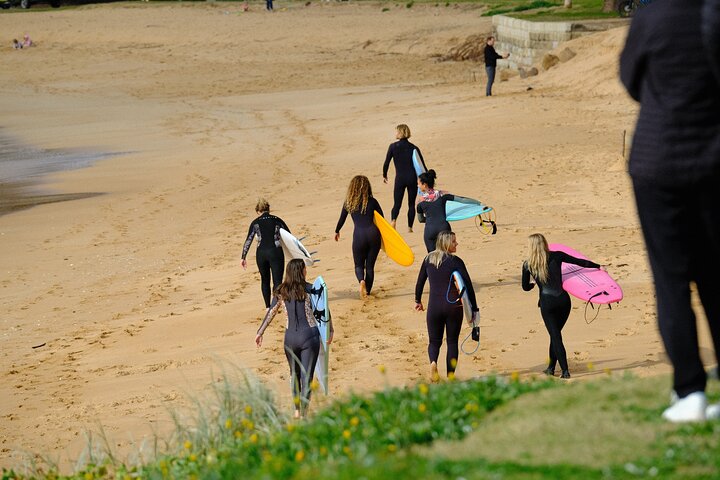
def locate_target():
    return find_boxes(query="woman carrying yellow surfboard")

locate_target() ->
[335,175,385,298]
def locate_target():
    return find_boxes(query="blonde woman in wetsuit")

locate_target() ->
[522,233,601,379]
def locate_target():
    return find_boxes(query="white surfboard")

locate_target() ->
[310,276,330,394]
[451,271,474,325]
[279,228,314,267]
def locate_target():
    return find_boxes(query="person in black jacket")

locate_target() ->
[383,124,427,232]
[415,231,478,382]
[484,36,509,96]
[242,199,290,308]
[621,0,720,422]
[522,234,601,379]
[335,175,384,298]
[703,0,720,83]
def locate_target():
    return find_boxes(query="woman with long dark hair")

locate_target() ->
[241,198,290,308]
[255,259,334,418]
[522,233,601,379]
[416,170,454,253]
[335,175,384,298]
[415,231,478,382]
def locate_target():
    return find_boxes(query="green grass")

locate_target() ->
[3,371,720,479]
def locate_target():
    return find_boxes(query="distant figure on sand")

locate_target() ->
[12,39,22,49]
[415,231,478,382]
[484,36,509,96]
[382,124,427,232]
[522,234,601,379]
[621,0,720,422]
[22,34,32,48]
[266,0,273,11]
[416,170,454,253]
[335,175,384,298]
[241,198,290,308]
[255,259,333,418]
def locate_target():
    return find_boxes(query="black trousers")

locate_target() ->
[426,299,463,375]
[284,326,320,413]
[391,179,418,228]
[633,176,720,398]
[257,247,284,308]
[540,292,572,372]
[352,226,382,294]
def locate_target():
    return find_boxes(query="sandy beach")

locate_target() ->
[0,1,716,471]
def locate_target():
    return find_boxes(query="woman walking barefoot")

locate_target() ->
[522,234,601,379]
[335,175,385,298]
[255,259,334,418]
[415,231,478,382]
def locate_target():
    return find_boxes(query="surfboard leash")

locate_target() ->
[583,291,608,324]
[461,321,481,355]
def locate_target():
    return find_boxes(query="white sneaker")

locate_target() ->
[706,403,720,420]
[662,391,707,423]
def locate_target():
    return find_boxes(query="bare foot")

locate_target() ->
[430,362,440,383]
[293,409,301,419]
[391,219,397,229]
[408,227,413,233]
[359,280,368,299]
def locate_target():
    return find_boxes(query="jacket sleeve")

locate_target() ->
[521,261,535,291]
[335,206,349,234]
[383,143,394,178]
[703,0,720,85]
[241,220,257,260]
[456,257,478,312]
[257,296,282,336]
[620,13,647,102]
[415,258,429,303]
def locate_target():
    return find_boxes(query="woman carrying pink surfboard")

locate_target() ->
[522,233,603,379]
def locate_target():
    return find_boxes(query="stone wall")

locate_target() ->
[492,15,627,70]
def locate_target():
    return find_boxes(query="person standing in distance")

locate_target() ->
[383,124,427,232]
[620,0,720,422]
[241,199,290,308]
[484,36,509,97]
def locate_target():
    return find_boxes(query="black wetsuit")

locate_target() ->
[335,197,384,294]
[257,284,321,413]
[383,138,427,228]
[242,212,290,308]
[415,254,478,375]
[417,193,454,252]
[522,252,600,374]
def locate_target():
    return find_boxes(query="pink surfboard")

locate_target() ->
[548,243,623,305]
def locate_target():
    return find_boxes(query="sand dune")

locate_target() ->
[0,2,715,472]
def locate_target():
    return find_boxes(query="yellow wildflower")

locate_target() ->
[342,429,352,439]
[183,440,192,450]
[295,450,305,462]
[418,403,427,413]
[244,405,253,415]
[418,383,429,395]
[225,418,233,430]
[350,416,359,427]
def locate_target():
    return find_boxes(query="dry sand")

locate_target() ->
[0,1,716,472]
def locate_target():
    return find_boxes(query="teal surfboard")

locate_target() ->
[445,198,493,222]
[412,149,426,177]
[311,276,330,394]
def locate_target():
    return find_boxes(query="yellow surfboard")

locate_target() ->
[373,211,414,267]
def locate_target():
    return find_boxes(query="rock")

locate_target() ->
[527,67,539,77]
[518,67,528,79]
[557,47,576,63]
[499,69,518,82]
[542,54,560,71]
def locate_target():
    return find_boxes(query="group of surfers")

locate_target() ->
[242,124,603,418]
